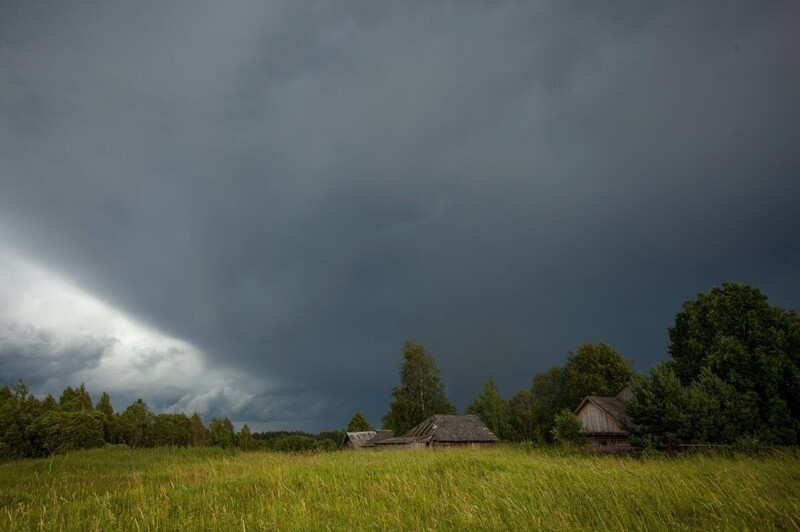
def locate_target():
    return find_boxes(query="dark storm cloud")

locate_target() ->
[166,384,327,429]
[0,320,113,389]
[1,1,799,428]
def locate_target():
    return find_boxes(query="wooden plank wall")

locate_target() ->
[577,402,623,433]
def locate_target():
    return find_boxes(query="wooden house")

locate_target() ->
[374,415,499,450]
[573,383,635,452]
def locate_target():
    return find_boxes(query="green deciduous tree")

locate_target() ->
[153,413,192,447]
[0,380,38,459]
[209,417,235,448]
[466,378,510,440]
[382,339,456,435]
[529,343,633,441]
[529,366,572,442]
[346,411,374,432]
[552,408,586,445]
[564,342,633,406]
[118,399,155,448]
[530,366,571,432]
[668,282,800,444]
[273,434,317,452]
[26,410,105,456]
[189,413,209,446]
[507,388,540,442]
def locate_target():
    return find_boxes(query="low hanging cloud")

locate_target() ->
[1,2,799,430]
[0,252,332,426]
[166,384,329,428]
[0,320,114,387]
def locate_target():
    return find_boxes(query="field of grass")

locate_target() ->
[1,445,798,530]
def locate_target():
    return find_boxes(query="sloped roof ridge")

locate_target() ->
[584,396,630,425]
[361,429,395,447]
[342,430,378,448]
[613,382,632,399]
[403,414,499,442]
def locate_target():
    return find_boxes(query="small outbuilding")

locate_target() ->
[341,431,378,450]
[573,383,635,452]
[341,429,394,450]
[360,429,394,448]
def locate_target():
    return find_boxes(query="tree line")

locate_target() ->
[369,283,800,448]
[0,382,344,460]
[373,338,633,442]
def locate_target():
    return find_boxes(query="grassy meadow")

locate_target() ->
[1,445,798,530]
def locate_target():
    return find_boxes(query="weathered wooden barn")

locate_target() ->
[374,415,499,450]
[573,383,635,452]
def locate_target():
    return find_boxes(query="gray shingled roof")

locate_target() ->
[404,415,500,443]
[361,429,395,447]
[342,431,377,448]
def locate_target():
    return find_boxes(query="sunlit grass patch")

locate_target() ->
[1,445,798,530]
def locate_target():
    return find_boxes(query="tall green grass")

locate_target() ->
[1,445,798,530]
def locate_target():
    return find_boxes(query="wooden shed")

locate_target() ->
[573,383,635,452]
[375,415,499,449]
[341,429,395,450]
[341,431,378,450]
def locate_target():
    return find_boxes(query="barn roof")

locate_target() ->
[574,396,630,426]
[404,415,500,443]
[361,429,394,447]
[613,382,633,401]
[342,431,378,448]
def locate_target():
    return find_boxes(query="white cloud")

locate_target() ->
[0,248,328,424]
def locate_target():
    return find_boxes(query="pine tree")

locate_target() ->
[209,417,236,448]
[466,378,510,440]
[346,411,374,432]
[60,384,94,412]
[41,395,57,413]
[237,424,257,450]
[95,392,115,443]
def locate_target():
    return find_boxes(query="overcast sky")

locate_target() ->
[1,1,799,431]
